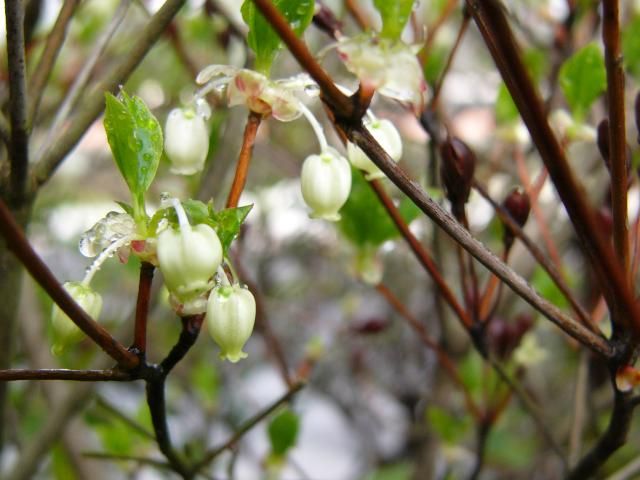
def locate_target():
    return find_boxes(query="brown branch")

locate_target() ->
[133,262,155,355]
[0,369,131,382]
[5,0,30,203]
[250,0,352,118]
[567,388,637,479]
[602,0,629,273]
[27,0,80,126]
[369,179,471,328]
[375,283,481,419]
[33,0,188,187]
[464,0,639,338]
[473,180,595,332]
[226,111,262,208]
[0,197,139,369]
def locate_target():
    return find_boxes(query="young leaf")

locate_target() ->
[339,169,420,247]
[558,43,606,119]
[374,0,415,40]
[268,408,300,456]
[241,0,314,74]
[104,90,163,218]
[210,204,253,255]
[495,83,518,124]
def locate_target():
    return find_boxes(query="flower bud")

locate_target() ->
[157,222,222,308]
[164,108,209,175]
[51,282,103,354]
[502,187,530,250]
[207,284,256,362]
[301,148,352,221]
[347,119,402,180]
[439,137,476,218]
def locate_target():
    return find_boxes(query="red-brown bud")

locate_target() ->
[440,136,476,218]
[502,187,530,250]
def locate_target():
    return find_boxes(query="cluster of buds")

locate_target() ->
[487,313,534,361]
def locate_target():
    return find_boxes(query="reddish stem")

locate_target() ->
[133,262,154,355]
[369,179,472,328]
[602,0,629,273]
[226,111,262,208]
[0,369,132,381]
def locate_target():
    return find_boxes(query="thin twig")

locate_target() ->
[0,369,131,382]
[375,283,481,419]
[226,111,262,208]
[191,381,305,474]
[82,452,171,470]
[568,351,589,465]
[27,0,81,126]
[33,0,187,187]
[602,0,629,273]
[430,13,470,108]
[37,0,132,159]
[5,0,30,202]
[369,179,471,328]
[95,396,155,440]
[133,262,155,355]
[464,0,640,338]
[0,197,139,369]
[473,180,594,331]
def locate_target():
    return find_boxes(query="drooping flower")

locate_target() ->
[164,107,210,175]
[51,282,103,355]
[347,118,402,180]
[334,34,427,113]
[196,65,317,122]
[300,147,352,221]
[157,200,222,314]
[207,284,256,363]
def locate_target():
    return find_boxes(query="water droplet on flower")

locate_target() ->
[78,212,136,257]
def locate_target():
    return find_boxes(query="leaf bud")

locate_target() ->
[502,187,530,250]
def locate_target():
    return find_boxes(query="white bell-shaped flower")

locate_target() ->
[164,108,210,175]
[301,147,352,221]
[347,118,402,180]
[157,212,222,312]
[207,284,256,363]
[51,282,103,355]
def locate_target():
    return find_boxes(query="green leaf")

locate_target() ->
[339,169,420,247]
[373,0,415,40]
[530,265,572,310]
[211,204,253,255]
[268,408,300,456]
[104,90,162,220]
[495,83,518,124]
[559,43,606,119]
[423,45,447,85]
[426,406,471,444]
[241,0,315,74]
[623,16,640,77]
